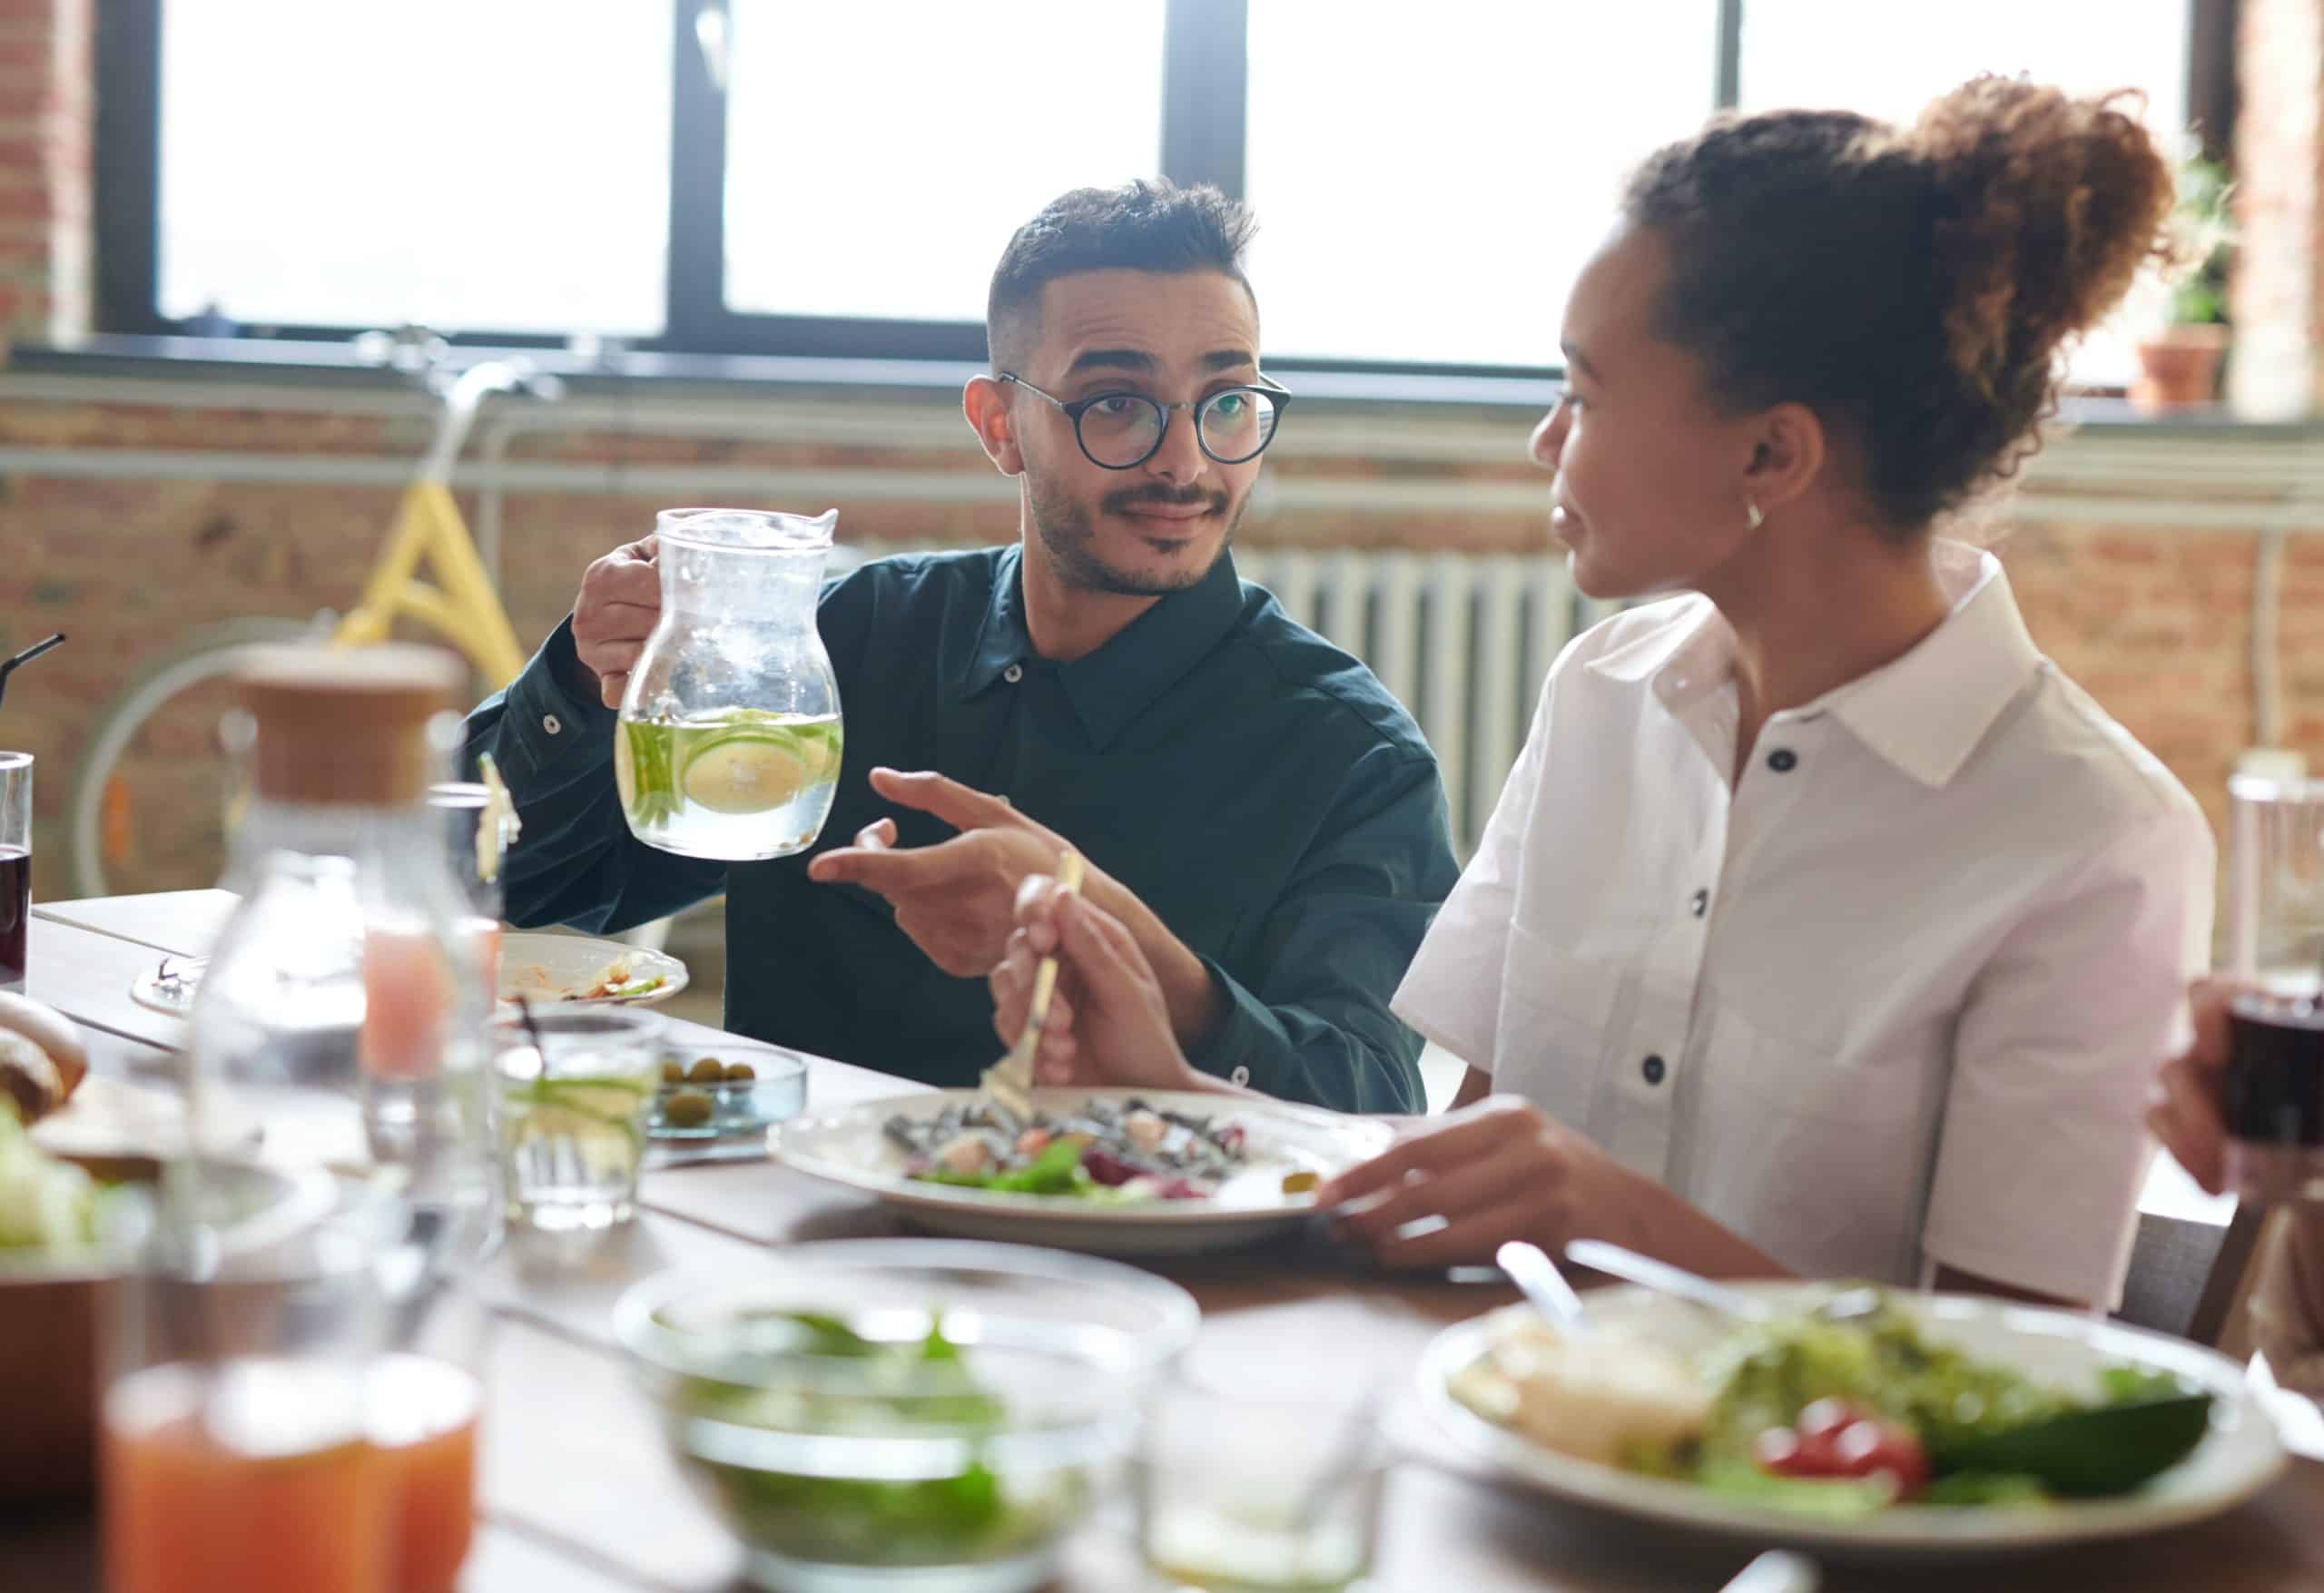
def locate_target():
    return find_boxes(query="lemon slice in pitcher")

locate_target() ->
[682,734,813,815]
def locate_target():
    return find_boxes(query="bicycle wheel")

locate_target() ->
[66,617,325,899]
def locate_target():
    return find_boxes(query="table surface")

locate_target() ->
[9,890,2319,1593]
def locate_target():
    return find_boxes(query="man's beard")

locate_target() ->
[1027,475,1243,598]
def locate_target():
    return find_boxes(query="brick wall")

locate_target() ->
[0,0,89,346]
[0,379,2312,902]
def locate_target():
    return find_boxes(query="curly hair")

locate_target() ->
[1623,76,2177,536]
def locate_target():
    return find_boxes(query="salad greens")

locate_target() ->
[670,1311,1079,1568]
[0,1098,101,1251]
[1462,1291,2216,1519]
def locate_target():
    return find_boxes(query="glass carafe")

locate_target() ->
[616,507,843,861]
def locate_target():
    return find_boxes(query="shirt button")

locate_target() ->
[1767,748,1797,773]
[1641,1054,1667,1086]
[1689,889,1709,918]
[1229,1065,1251,1087]
[542,713,563,735]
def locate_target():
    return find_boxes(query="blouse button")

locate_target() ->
[1229,1065,1252,1087]
[1641,1054,1668,1087]
[1003,664,1025,684]
[1689,888,1709,918]
[1766,748,1798,773]
[542,713,563,735]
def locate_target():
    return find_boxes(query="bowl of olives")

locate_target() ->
[648,1043,808,1141]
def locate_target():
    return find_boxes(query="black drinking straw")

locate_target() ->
[0,633,64,713]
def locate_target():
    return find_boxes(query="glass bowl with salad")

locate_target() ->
[614,1238,1199,1591]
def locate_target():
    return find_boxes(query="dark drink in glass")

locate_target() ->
[0,845,23,990]
[2225,994,2324,1205]
[0,752,25,993]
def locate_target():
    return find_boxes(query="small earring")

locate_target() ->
[1745,498,1764,530]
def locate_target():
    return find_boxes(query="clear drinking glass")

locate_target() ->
[495,1007,665,1233]
[615,507,843,861]
[0,751,27,993]
[1134,1382,1387,1592]
[2223,772,2324,1204]
[426,782,511,993]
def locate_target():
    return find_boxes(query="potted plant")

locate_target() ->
[2131,152,2233,413]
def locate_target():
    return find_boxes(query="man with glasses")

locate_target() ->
[466,179,1458,1112]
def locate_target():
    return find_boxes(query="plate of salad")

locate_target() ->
[1419,1283,2288,1560]
[769,1088,1394,1256]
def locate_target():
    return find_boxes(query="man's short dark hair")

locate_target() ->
[986,178,1258,370]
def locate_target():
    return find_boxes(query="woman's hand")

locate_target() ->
[2148,979,2237,1195]
[987,873,1209,1093]
[1316,1096,1648,1270]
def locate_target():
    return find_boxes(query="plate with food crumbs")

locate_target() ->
[498,932,688,1009]
[770,1087,1393,1255]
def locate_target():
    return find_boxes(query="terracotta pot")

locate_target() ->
[2131,324,2230,414]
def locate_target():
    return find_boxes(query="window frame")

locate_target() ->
[92,0,2230,383]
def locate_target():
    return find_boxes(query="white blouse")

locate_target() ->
[1393,544,2214,1305]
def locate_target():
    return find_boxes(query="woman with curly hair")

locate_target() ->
[990,76,2215,1309]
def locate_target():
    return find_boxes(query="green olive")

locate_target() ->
[660,1059,684,1085]
[663,1088,715,1127]
[724,1061,757,1083]
[686,1057,725,1084]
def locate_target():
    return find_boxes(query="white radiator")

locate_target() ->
[846,543,1602,857]
[1235,547,1610,858]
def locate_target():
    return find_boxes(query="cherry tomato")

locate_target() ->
[1754,1401,1930,1500]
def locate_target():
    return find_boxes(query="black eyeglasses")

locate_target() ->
[999,372,1292,469]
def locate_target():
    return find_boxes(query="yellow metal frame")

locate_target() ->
[330,479,527,688]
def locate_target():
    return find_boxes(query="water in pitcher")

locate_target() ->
[615,707,841,860]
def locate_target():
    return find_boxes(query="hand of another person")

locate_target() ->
[571,535,662,709]
[808,769,1071,977]
[987,875,1202,1091]
[2148,979,2236,1195]
[1315,1096,1645,1270]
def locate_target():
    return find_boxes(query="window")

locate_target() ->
[1244,3,1718,367]
[154,0,670,336]
[1738,0,2189,135]
[99,1,2216,382]
[722,1,1165,326]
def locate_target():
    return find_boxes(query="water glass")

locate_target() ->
[0,751,27,992]
[1135,1381,1387,1592]
[428,782,511,989]
[494,1007,665,1234]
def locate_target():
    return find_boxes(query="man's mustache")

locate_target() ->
[1103,486,1230,516]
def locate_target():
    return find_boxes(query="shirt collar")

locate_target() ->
[960,543,1034,699]
[1584,541,2043,789]
[959,542,1251,751]
[1818,544,2042,788]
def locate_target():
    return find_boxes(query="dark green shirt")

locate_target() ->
[463,544,1458,1113]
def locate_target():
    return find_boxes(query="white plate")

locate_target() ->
[770,1087,1395,1257]
[497,931,687,1008]
[1418,1283,2290,1563]
[131,935,690,1015]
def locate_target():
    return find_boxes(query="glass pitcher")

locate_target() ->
[615,507,843,860]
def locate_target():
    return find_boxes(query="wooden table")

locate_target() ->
[11,892,2324,1593]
